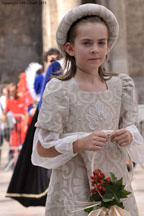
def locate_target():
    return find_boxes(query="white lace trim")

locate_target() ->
[31,128,90,169]
[126,124,144,163]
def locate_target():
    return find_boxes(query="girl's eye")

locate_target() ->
[98,41,106,45]
[83,41,91,46]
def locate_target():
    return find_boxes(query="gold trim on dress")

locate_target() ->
[5,187,48,198]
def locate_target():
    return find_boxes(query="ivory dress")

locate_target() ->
[32,73,144,216]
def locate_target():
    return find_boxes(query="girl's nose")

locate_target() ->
[90,44,99,53]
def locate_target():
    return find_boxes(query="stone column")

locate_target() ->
[56,0,81,22]
[42,0,58,54]
[42,0,81,70]
[107,0,129,74]
[42,0,81,52]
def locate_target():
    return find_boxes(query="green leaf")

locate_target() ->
[84,207,94,213]
[117,202,124,209]
[114,194,120,203]
[90,193,102,202]
[110,172,117,182]
[121,189,131,198]
[101,200,119,209]
[103,197,114,202]
[116,178,123,185]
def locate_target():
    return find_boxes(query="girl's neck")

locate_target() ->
[75,67,100,83]
[74,68,107,92]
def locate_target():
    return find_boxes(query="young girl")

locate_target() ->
[31,4,144,216]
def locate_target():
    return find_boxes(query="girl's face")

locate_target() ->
[65,21,109,74]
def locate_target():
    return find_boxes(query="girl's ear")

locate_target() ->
[64,42,75,56]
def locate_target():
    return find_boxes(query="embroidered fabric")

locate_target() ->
[31,74,144,216]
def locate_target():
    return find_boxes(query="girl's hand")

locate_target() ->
[73,131,108,153]
[109,128,132,146]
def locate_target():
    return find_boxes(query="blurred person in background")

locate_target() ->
[43,48,62,72]
[0,84,14,165]
[0,85,9,164]
[34,48,62,103]
[2,83,29,166]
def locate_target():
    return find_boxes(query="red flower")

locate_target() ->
[91,181,95,186]
[98,174,103,179]
[90,176,94,180]
[96,183,100,187]
[99,179,104,184]
[102,186,106,192]
[90,169,113,197]
[94,176,97,181]
[105,177,111,183]
[99,185,102,190]
[101,172,105,177]
[93,170,98,175]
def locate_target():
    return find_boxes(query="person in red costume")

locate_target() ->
[2,83,28,165]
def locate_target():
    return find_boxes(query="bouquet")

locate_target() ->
[85,169,131,216]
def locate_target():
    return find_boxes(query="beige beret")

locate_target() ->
[56,4,119,54]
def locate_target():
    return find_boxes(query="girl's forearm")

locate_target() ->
[37,135,87,158]
[37,140,61,158]
[73,138,84,153]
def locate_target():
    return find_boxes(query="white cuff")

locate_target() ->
[55,135,78,156]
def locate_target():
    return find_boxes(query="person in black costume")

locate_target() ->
[6,60,62,207]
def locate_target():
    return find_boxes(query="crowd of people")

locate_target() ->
[0,48,62,167]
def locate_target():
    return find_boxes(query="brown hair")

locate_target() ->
[43,48,62,63]
[58,15,117,81]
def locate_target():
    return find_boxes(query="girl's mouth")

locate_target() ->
[88,58,100,61]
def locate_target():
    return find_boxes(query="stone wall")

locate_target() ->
[126,0,144,77]
[0,2,42,84]
[108,0,144,103]
[107,0,129,75]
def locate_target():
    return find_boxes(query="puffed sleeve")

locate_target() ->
[36,78,69,132]
[31,78,89,169]
[119,73,144,163]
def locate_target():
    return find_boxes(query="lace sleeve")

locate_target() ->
[119,74,144,163]
[125,125,144,163]
[31,128,90,169]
